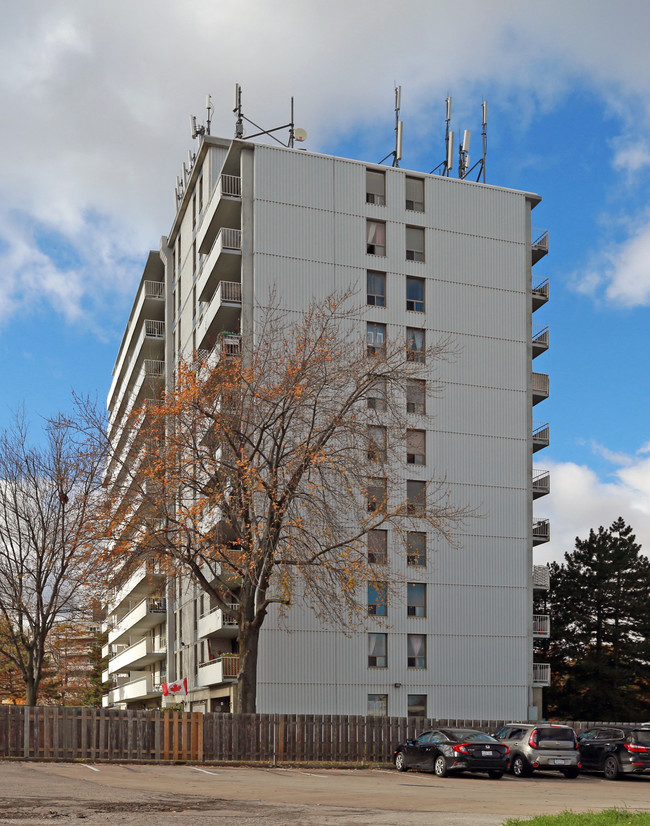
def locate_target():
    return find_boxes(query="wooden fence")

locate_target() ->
[0,707,637,764]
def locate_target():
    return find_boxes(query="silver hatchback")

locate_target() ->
[493,723,580,778]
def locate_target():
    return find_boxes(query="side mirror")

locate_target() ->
[405,738,415,746]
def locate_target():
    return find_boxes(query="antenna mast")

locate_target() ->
[431,97,487,183]
[379,85,404,166]
[230,83,304,147]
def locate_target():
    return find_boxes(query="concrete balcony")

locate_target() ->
[105,672,160,705]
[197,174,242,255]
[531,228,549,265]
[532,325,549,359]
[108,319,165,417]
[107,638,166,675]
[532,276,549,311]
[533,614,550,639]
[109,358,165,431]
[532,517,550,545]
[533,662,551,687]
[196,280,242,352]
[107,560,165,616]
[107,597,167,645]
[197,655,240,687]
[533,565,550,589]
[198,227,241,304]
[532,421,549,453]
[532,372,549,405]
[197,603,239,640]
[532,469,550,499]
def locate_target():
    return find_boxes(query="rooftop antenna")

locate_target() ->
[431,96,454,176]
[379,84,404,166]
[463,101,488,182]
[459,129,471,178]
[190,94,214,140]
[231,83,306,148]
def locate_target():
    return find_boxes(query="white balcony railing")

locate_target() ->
[532,517,550,544]
[216,280,242,304]
[107,597,166,644]
[220,174,241,198]
[533,614,550,638]
[532,469,550,497]
[107,672,156,704]
[144,319,165,338]
[532,421,550,449]
[144,280,164,299]
[533,662,551,686]
[107,637,166,675]
[533,565,550,589]
[532,324,549,353]
[532,372,549,401]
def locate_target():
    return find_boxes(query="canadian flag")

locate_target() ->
[161,677,188,697]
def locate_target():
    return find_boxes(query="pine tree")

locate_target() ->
[536,517,650,721]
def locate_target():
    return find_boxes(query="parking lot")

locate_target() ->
[0,762,649,825]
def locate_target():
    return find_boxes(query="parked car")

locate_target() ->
[393,728,510,779]
[492,723,580,778]
[578,726,650,780]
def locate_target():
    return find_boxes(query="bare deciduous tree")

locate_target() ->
[0,414,103,705]
[88,293,470,713]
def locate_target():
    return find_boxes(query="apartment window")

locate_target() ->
[408,634,426,668]
[368,530,388,565]
[366,169,386,205]
[367,693,388,716]
[367,220,386,256]
[367,380,387,411]
[198,176,203,212]
[408,694,427,718]
[367,582,388,616]
[406,327,425,363]
[192,194,196,229]
[367,270,386,306]
[367,322,386,356]
[407,531,426,566]
[368,633,387,667]
[367,425,387,462]
[406,226,425,262]
[192,240,197,277]
[407,582,426,617]
[407,480,426,516]
[367,478,387,513]
[406,429,426,465]
[406,379,426,415]
[406,176,425,212]
[406,276,425,312]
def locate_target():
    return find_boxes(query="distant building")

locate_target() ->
[102,127,551,719]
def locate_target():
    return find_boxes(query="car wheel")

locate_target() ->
[562,767,579,779]
[488,770,504,779]
[604,755,620,781]
[394,752,408,772]
[433,755,449,777]
[512,754,532,778]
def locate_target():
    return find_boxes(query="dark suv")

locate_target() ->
[578,726,650,780]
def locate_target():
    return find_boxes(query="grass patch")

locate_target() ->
[504,811,650,826]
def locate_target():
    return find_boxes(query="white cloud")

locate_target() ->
[2,0,650,328]
[536,457,650,565]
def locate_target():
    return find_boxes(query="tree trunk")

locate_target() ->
[234,623,261,713]
[26,677,38,707]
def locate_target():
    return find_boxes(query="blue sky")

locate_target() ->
[2,0,650,563]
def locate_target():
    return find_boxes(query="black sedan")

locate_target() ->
[578,726,650,780]
[393,728,510,779]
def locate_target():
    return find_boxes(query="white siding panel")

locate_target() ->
[429,538,529,587]
[427,283,527,341]
[431,384,527,438]
[255,146,336,210]
[427,432,527,488]
[433,334,528,389]
[255,202,335,262]
[431,230,527,292]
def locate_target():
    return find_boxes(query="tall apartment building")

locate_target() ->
[102,131,551,719]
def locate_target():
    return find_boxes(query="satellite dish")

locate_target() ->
[294,128,308,142]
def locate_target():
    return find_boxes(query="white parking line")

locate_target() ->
[191,767,220,776]
[271,768,329,778]
[81,764,100,772]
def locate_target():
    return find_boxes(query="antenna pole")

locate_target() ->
[444,96,452,176]
[234,83,244,139]
[393,85,402,168]
[481,100,487,183]
[206,94,213,136]
[289,96,295,148]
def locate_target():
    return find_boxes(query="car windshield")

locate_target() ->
[538,727,575,741]
[448,730,497,743]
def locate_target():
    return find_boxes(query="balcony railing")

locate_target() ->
[531,228,549,264]
[532,325,549,356]
[220,174,241,198]
[533,565,550,589]
[532,421,549,451]
[532,517,550,544]
[532,469,550,498]
[532,277,549,310]
[144,280,165,299]
[216,280,242,304]
[533,614,550,638]
[532,372,549,404]
[533,662,551,686]
[197,655,240,686]
[144,319,165,338]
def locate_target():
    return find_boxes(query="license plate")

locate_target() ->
[552,759,565,765]
[482,750,494,756]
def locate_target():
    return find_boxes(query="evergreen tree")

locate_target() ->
[535,517,650,721]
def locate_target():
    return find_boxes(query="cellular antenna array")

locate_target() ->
[231,83,307,148]
[432,98,487,183]
[379,85,404,167]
